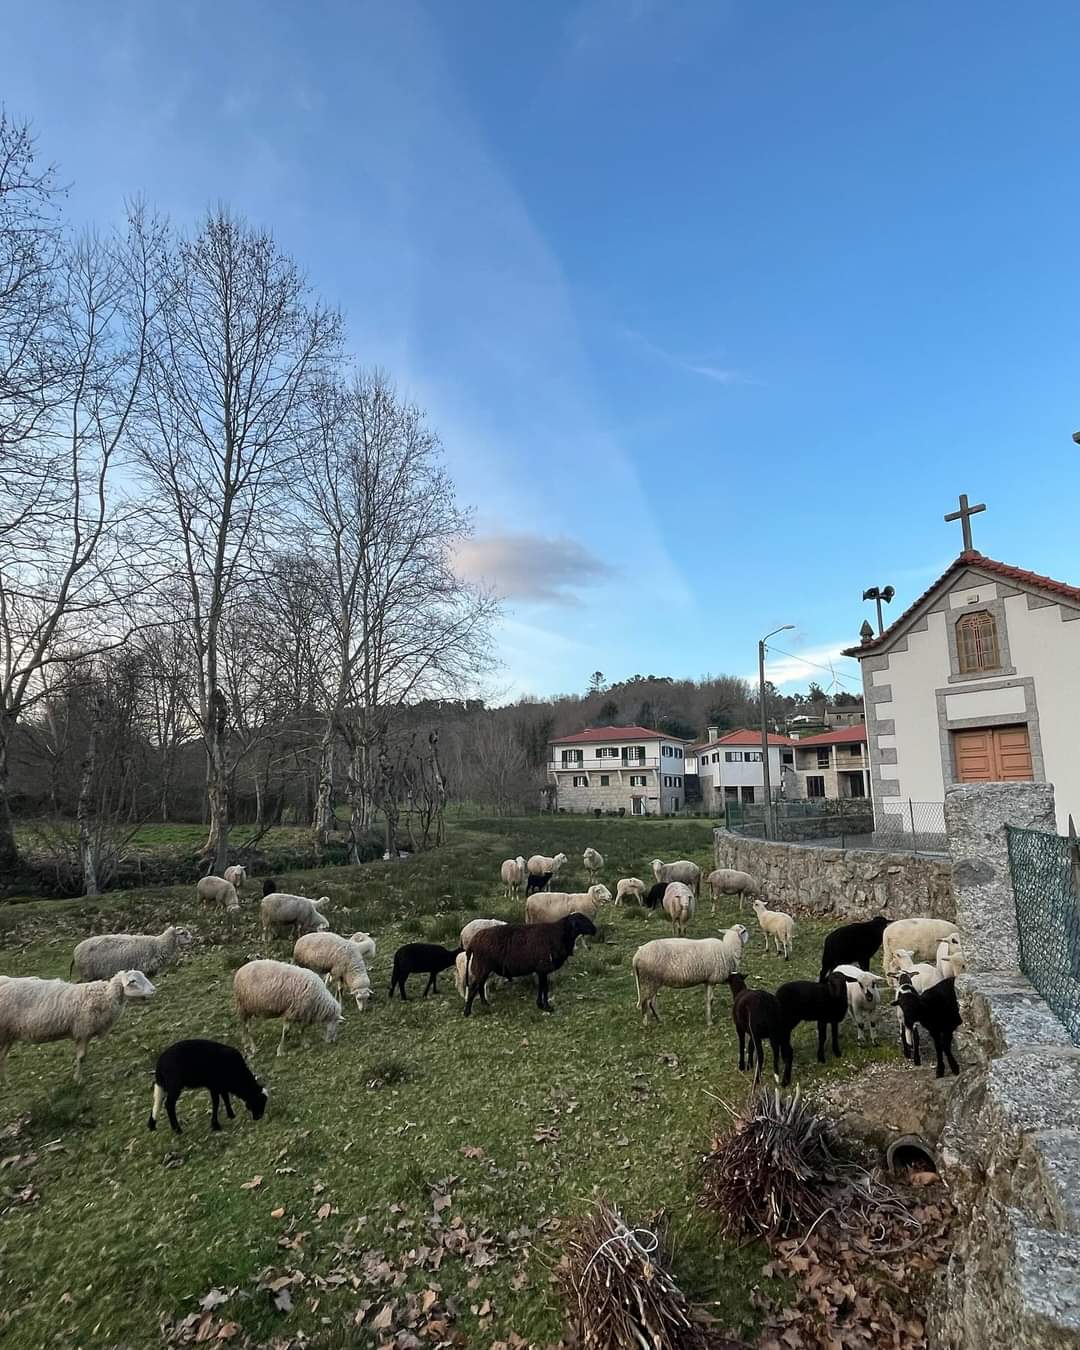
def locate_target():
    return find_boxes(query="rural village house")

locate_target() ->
[546,726,690,814]
[689,728,796,809]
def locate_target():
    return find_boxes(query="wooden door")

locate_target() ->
[953,725,1033,783]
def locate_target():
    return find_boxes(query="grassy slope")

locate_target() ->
[0,818,892,1347]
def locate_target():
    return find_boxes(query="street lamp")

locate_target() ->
[862,585,895,636]
[759,624,794,838]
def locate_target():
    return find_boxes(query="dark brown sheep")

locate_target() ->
[728,972,791,1087]
[464,912,596,1016]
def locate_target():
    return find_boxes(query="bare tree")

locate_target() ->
[134,210,342,872]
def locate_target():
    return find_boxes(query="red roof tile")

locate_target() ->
[790,725,867,746]
[694,728,796,752]
[549,724,690,745]
[843,551,1080,657]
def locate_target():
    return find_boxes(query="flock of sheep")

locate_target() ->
[0,845,968,1130]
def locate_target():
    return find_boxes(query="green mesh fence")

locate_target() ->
[1007,823,1080,1044]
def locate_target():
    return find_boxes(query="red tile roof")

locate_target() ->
[549,724,690,745]
[790,725,867,746]
[843,551,1080,657]
[694,728,796,752]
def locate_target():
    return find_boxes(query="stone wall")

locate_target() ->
[713,828,955,921]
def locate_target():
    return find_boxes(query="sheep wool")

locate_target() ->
[525,885,611,928]
[882,918,960,975]
[293,932,372,1011]
[197,875,240,912]
[614,877,646,906]
[582,847,604,880]
[234,960,342,1057]
[651,859,702,896]
[705,868,760,910]
[70,926,193,982]
[632,936,739,1027]
[348,932,377,962]
[260,892,331,940]
[499,856,526,899]
[223,865,247,889]
[526,852,568,878]
[752,899,795,959]
[460,918,507,951]
[662,882,695,937]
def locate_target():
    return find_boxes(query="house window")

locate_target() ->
[848,744,862,756]
[806,775,826,798]
[599,774,610,786]
[747,752,762,763]
[724,786,738,800]
[956,610,1000,673]
[623,746,645,763]
[712,752,720,763]
[816,749,830,768]
[725,751,743,762]
[741,786,755,803]
[561,749,583,766]
[629,774,646,787]
[782,751,794,765]
[572,774,588,787]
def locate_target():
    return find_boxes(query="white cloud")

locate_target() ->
[454,532,615,605]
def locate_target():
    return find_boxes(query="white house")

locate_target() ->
[692,729,796,809]
[788,726,870,800]
[844,546,1080,834]
[547,725,690,815]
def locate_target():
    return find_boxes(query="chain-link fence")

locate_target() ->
[1007,823,1080,1043]
[726,797,946,855]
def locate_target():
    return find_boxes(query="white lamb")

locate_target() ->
[614,877,646,906]
[196,875,240,912]
[0,969,156,1083]
[261,892,331,941]
[882,919,960,975]
[293,932,372,1011]
[632,937,739,1026]
[583,847,604,883]
[833,963,886,1045]
[936,937,966,979]
[526,852,568,879]
[234,959,343,1057]
[500,856,526,900]
[223,864,247,890]
[70,925,193,982]
[890,948,943,1056]
[752,898,794,959]
[525,885,611,926]
[662,882,696,937]
[705,868,760,912]
[651,859,702,896]
[453,951,500,1002]
[460,917,507,950]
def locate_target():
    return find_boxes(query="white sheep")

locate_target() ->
[348,931,377,963]
[719,923,750,969]
[293,932,372,1011]
[0,969,155,1083]
[525,885,611,927]
[70,925,193,982]
[453,951,501,1002]
[499,856,526,900]
[890,948,943,1056]
[752,898,794,959]
[583,847,604,883]
[632,937,739,1027]
[651,858,702,896]
[526,852,568,879]
[832,963,886,1045]
[223,864,247,890]
[234,959,343,1057]
[196,875,240,913]
[460,917,507,950]
[882,919,960,975]
[614,877,646,906]
[662,882,696,937]
[936,937,966,979]
[261,892,331,941]
[705,868,760,912]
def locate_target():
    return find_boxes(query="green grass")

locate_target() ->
[0,818,893,1346]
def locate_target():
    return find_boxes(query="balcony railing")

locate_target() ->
[550,756,662,770]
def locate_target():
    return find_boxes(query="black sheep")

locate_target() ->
[262,876,279,898]
[464,912,596,1016]
[775,973,849,1085]
[643,881,667,909]
[389,943,462,999]
[728,972,791,1086]
[148,1039,267,1134]
[526,870,553,896]
[894,974,961,1077]
[818,914,889,981]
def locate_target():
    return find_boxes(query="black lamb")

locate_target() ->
[148,1038,267,1134]
[728,972,791,1086]
[775,972,849,1085]
[526,870,553,896]
[643,881,667,909]
[818,914,889,981]
[389,943,462,999]
[464,912,596,1016]
[894,974,961,1077]
[262,876,279,898]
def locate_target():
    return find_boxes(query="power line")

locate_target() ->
[764,644,863,690]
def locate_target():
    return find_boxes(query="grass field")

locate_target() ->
[0,818,894,1347]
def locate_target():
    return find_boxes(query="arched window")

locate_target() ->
[956,610,1000,673]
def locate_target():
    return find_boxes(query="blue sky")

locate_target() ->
[5,1,1079,703]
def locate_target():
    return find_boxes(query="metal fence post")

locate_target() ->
[909,799,919,857]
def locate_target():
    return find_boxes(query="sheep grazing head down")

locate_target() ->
[175,927,195,950]
[250,1086,269,1121]
[325,1007,344,1042]
[119,970,157,1000]
[566,912,597,940]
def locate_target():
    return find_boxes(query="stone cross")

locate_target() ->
[944,493,986,552]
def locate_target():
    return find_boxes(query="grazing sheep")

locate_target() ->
[651,858,702,896]
[526,871,553,896]
[614,877,646,906]
[705,868,760,912]
[0,969,155,1083]
[525,884,611,929]
[526,853,568,882]
[388,943,461,999]
[752,898,794,959]
[937,937,966,979]
[460,917,507,950]
[818,915,890,981]
[348,931,377,963]
[632,936,740,1027]
[500,856,526,900]
[662,882,695,937]
[832,963,886,1045]
[728,972,790,1087]
[643,881,667,910]
[464,913,596,1016]
[148,1039,267,1134]
[293,932,372,1011]
[197,875,240,913]
[882,918,960,976]
[583,847,604,883]
[775,973,850,1084]
[233,960,342,1057]
[70,925,193,982]
[894,974,962,1076]
[260,891,330,941]
[223,864,247,890]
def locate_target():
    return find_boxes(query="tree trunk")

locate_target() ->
[312,718,337,845]
[0,712,19,870]
[77,693,104,897]
[203,690,230,874]
[253,772,264,833]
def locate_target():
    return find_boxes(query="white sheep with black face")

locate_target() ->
[832,963,888,1045]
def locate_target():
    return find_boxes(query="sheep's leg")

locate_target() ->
[0,1042,9,1075]
[911,1026,921,1067]
[770,1037,781,1085]
[737,1028,747,1071]
[209,1089,223,1131]
[705,984,713,1028]
[932,1033,947,1079]
[816,1019,827,1064]
[73,1039,88,1084]
[536,972,552,1012]
[463,981,478,1018]
[160,1089,182,1133]
[944,1035,960,1076]
[898,1009,912,1058]
[222,1092,235,1119]
[780,1036,794,1087]
[277,1021,289,1057]
[750,1035,763,1087]
[424,972,437,996]
[831,1019,842,1058]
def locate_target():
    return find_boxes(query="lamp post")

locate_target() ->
[759,624,794,839]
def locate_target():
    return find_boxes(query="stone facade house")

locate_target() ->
[844,548,1080,834]
[547,725,690,815]
[788,725,870,800]
[691,729,796,809]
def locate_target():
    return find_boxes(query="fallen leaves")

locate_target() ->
[238,1175,262,1191]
